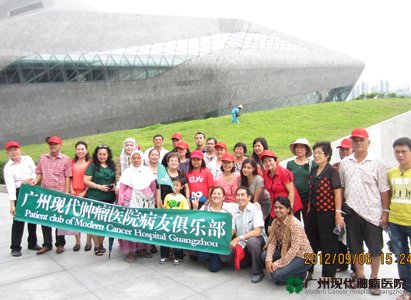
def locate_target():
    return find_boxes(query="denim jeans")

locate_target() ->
[197,251,223,272]
[262,250,312,284]
[388,222,411,293]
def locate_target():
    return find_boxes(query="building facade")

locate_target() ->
[0,0,364,145]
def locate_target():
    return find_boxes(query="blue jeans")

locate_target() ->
[197,251,223,272]
[262,250,312,284]
[231,113,239,124]
[388,222,411,293]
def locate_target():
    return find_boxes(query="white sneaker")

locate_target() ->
[173,259,181,265]
[159,258,167,264]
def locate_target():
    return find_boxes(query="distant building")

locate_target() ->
[0,0,364,145]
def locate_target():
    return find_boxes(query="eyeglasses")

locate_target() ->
[98,144,108,148]
[313,151,325,156]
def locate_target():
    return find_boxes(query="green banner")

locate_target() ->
[15,185,232,255]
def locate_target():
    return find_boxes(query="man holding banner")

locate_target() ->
[4,141,40,257]
[30,136,72,255]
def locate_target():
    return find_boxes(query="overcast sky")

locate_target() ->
[83,0,411,90]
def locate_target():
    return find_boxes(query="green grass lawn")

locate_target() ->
[1,98,410,166]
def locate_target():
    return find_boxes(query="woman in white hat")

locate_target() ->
[286,138,314,223]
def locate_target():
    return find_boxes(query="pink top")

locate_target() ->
[36,153,72,193]
[214,172,240,203]
[71,160,91,195]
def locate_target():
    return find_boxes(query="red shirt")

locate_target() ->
[263,165,303,217]
[36,153,72,193]
[71,160,91,195]
[186,168,214,203]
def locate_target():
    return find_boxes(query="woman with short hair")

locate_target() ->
[305,141,343,280]
[233,142,247,173]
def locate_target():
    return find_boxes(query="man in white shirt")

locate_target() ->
[3,141,40,257]
[339,128,390,295]
[220,186,265,283]
[144,134,169,164]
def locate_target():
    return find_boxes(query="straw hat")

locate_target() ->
[289,138,313,157]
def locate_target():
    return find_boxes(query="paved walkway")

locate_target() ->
[0,192,402,299]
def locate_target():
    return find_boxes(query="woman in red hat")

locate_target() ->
[214,153,240,203]
[261,150,303,227]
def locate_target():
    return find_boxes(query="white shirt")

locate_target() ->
[233,202,264,247]
[3,155,37,201]
[207,159,222,179]
[339,152,390,226]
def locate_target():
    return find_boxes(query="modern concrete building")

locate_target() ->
[0,0,364,146]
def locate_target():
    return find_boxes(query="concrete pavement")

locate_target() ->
[0,192,403,300]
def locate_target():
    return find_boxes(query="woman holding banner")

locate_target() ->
[196,186,238,272]
[118,149,157,262]
[70,141,92,252]
[84,144,116,256]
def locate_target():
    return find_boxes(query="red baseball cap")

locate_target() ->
[171,132,183,140]
[214,142,227,150]
[260,149,278,160]
[222,153,235,162]
[350,128,369,139]
[176,141,189,150]
[5,141,21,150]
[190,150,204,160]
[337,138,352,149]
[48,136,62,144]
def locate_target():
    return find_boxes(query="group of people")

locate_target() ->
[3,129,410,299]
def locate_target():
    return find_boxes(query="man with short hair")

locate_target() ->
[387,137,411,300]
[30,136,72,255]
[204,137,217,165]
[194,132,206,152]
[339,128,390,295]
[144,134,169,164]
[4,141,40,257]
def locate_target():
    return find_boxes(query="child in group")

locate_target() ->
[160,177,189,264]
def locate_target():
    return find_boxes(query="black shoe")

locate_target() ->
[11,250,22,257]
[28,244,41,251]
[251,271,265,283]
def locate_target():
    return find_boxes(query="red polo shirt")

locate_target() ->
[263,165,302,217]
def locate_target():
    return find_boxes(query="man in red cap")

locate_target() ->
[207,141,227,178]
[161,132,184,167]
[30,136,72,255]
[332,138,354,273]
[339,128,390,295]
[332,138,353,171]
[3,141,40,257]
